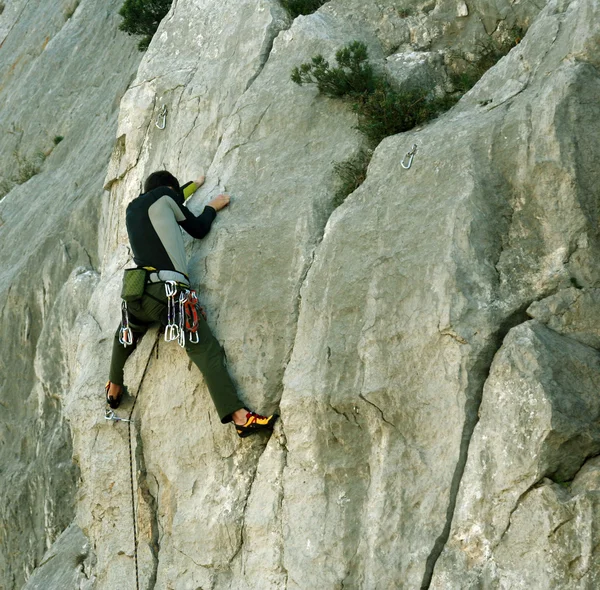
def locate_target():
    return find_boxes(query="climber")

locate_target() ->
[105,170,278,438]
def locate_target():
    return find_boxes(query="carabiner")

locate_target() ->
[105,408,133,423]
[156,104,167,130]
[165,280,177,297]
[165,324,179,342]
[119,326,133,346]
[401,144,418,169]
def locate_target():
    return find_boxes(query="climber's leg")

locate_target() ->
[184,316,244,423]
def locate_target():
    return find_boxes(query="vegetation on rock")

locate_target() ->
[292,41,456,146]
[281,0,328,19]
[0,149,47,198]
[447,26,525,93]
[292,41,458,204]
[332,148,372,209]
[118,0,174,51]
[292,31,524,205]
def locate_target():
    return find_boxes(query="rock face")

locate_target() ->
[2,0,600,589]
[430,320,600,589]
[0,1,141,587]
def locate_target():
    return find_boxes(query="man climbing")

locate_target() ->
[105,170,277,438]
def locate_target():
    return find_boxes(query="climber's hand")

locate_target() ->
[208,194,230,212]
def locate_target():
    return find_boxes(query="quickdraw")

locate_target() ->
[164,281,204,347]
[119,300,133,346]
[164,280,179,342]
[105,408,133,423]
[184,291,201,343]
[401,143,418,169]
[177,291,187,348]
[156,104,167,130]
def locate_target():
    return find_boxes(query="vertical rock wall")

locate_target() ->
[0,0,141,587]
[2,0,600,589]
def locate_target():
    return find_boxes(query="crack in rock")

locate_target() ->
[420,310,534,589]
[358,394,396,428]
[134,421,160,590]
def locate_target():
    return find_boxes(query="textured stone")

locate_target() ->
[3,0,600,589]
[385,50,449,96]
[528,288,600,349]
[430,321,600,588]
[0,0,141,587]
[23,524,94,590]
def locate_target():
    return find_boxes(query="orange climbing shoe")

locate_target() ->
[105,381,123,409]
[236,411,278,438]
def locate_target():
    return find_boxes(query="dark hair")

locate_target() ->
[144,170,180,193]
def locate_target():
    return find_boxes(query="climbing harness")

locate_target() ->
[401,143,418,169]
[155,104,167,130]
[119,301,134,347]
[164,280,203,346]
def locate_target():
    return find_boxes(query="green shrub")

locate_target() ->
[53,135,64,145]
[448,27,525,93]
[13,150,46,185]
[291,41,375,98]
[355,85,458,144]
[281,0,328,18]
[292,41,457,145]
[332,148,372,208]
[118,0,174,51]
[0,149,47,197]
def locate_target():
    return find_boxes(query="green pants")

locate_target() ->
[109,283,243,423]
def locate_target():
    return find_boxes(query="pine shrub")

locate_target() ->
[118,0,174,51]
[292,41,457,145]
[332,148,372,207]
[281,0,328,19]
[291,41,375,98]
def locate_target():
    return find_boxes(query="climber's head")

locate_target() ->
[144,170,180,193]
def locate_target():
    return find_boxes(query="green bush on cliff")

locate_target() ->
[118,0,174,51]
[281,0,328,19]
[332,148,372,208]
[292,41,455,146]
[291,41,375,98]
[291,41,459,205]
[448,26,525,93]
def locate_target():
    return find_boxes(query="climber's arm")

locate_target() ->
[181,175,205,201]
[175,179,230,239]
[178,205,217,239]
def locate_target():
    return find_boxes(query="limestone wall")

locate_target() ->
[2,0,600,588]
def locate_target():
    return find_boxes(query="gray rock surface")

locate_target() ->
[22,523,94,590]
[2,0,600,589]
[0,0,141,587]
[528,288,600,349]
[430,320,600,589]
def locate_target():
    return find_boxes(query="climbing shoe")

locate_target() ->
[236,412,278,438]
[105,381,122,409]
